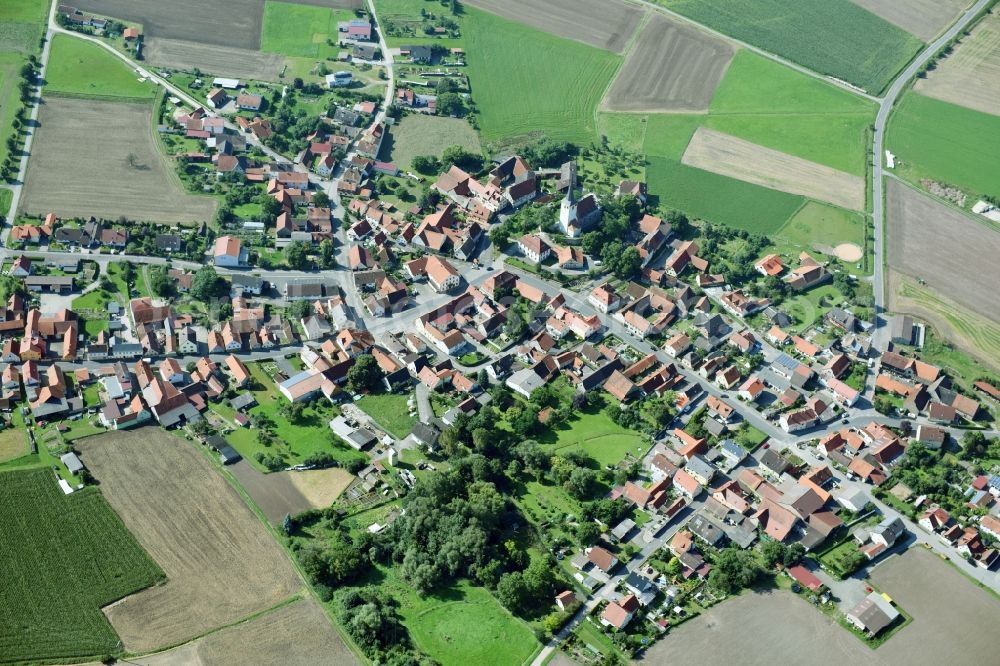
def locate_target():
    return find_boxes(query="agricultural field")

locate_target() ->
[660,0,924,94]
[463,6,622,144]
[0,469,164,664]
[638,590,870,664]
[76,428,303,653]
[635,51,875,233]
[866,549,1000,663]
[379,114,481,171]
[144,38,287,80]
[887,93,1000,200]
[681,127,865,210]
[229,460,354,524]
[602,13,734,113]
[915,11,1000,117]
[463,0,645,54]
[0,420,27,463]
[45,34,157,101]
[887,178,1000,326]
[850,0,967,41]
[73,0,267,49]
[890,271,1000,375]
[132,599,357,666]
[646,155,805,234]
[20,97,217,223]
[261,1,349,58]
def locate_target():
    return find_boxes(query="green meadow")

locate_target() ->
[887,92,1000,201]
[45,35,156,101]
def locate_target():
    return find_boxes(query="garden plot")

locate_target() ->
[915,12,1000,117]
[602,13,735,113]
[681,127,865,211]
[887,177,1000,325]
[463,0,645,54]
[20,97,216,223]
[77,428,302,653]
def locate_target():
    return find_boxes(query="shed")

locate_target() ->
[218,445,242,465]
[60,452,85,474]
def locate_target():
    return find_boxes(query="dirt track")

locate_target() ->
[603,13,734,113]
[850,0,967,41]
[682,127,865,210]
[72,0,266,49]
[915,12,1000,117]
[21,97,216,224]
[463,0,644,54]
[77,428,302,653]
[886,178,1000,323]
[144,38,287,81]
[127,599,357,666]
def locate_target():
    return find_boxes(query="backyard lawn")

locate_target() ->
[355,391,416,439]
[211,362,366,471]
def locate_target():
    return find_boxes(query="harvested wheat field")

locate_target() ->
[125,599,356,666]
[682,127,865,210]
[916,12,1000,117]
[21,97,216,223]
[76,428,302,653]
[603,13,734,113]
[144,38,286,81]
[887,178,1000,324]
[229,460,353,524]
[463,0,644,54]
[850,0,967,41]
[73,0,266,49]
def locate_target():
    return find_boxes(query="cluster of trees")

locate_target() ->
[148,265,174,298]
[347,354,383,393]
[708,547,763,595]
[491,203,556,250]
[891,443,964,507]
[961,431,1000,462]
[336,586,427,665]
[387,467,511,593]
[495,554,559,615]
[191,266,229,302]
[759,540,805,569]
[579,196,644,280]
[296,531,369,597]
[696,223,770,286]
[520,139,577,169]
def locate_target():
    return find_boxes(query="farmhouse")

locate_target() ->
[214,236,247,268]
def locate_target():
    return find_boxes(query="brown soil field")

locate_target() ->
[76,428,302,653]
[888,271,1000,374]
[682,127,866,210]
[915,12,1000,117]
[602,13,734,113]
[642,549,1000,665]
[850,0,967,41]
[834,243,864,262]
[21,97,216,224]
[886,177,1000,323]
[126,599,357,666]
[463,0,645,54]
[867,548,1000,663]
[72,0,266,49]
[144,38,286,81]
[637,590,870,664]
[229,460,353,524]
